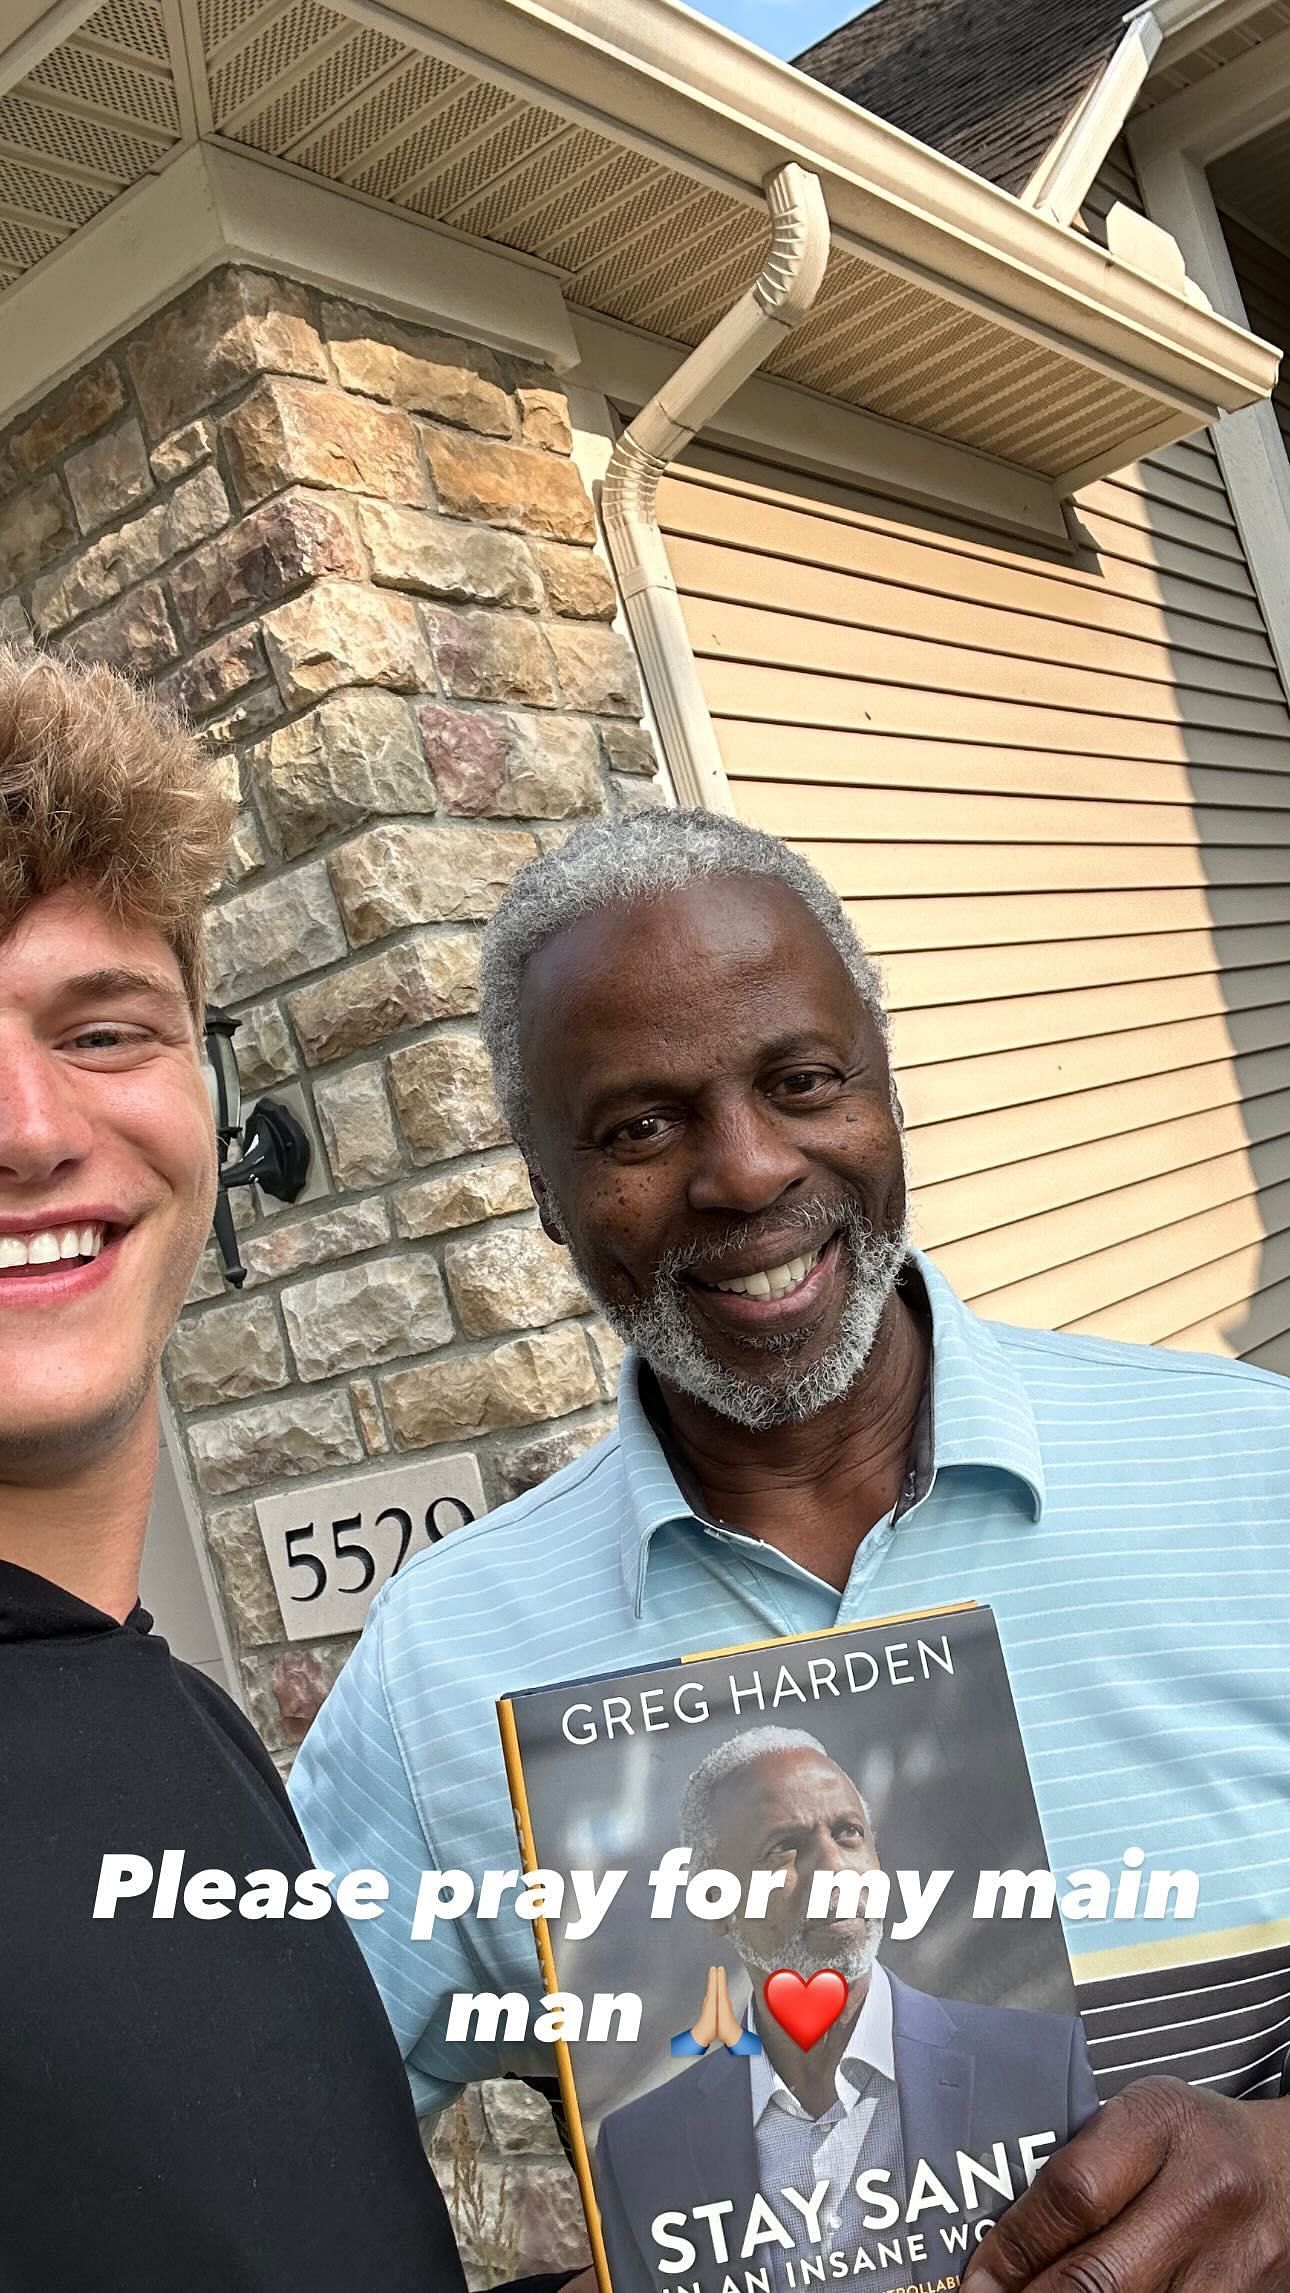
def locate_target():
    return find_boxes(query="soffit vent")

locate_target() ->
[0,0,1275,488]
[192,0,1169,472]
[1137,0,1290,109]
[0,0,180,288]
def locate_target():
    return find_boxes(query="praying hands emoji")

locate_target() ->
[670,1965,762,2056]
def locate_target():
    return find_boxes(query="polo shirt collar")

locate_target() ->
[615,1247,1046,1616]
[917,1251,1046,1520]
[616,1352,698,1613]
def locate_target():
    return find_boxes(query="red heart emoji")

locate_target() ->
[762,1967,849,2050]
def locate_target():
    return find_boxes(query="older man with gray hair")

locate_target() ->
[595,1723,1094,2293]
[293,807,1290,2293]
[476,808,905,1434]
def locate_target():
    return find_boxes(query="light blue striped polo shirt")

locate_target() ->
[289,1252,1290,2113]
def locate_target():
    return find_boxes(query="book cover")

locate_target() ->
[498,1602,1097,2293]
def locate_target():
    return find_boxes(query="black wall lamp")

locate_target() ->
[202,1006,312,1289]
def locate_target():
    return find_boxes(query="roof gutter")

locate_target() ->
[1021,11,1163,225]
[359,0,1276,422]
[599,161,829,812]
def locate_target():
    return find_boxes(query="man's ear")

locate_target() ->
[529,1164,566,1247]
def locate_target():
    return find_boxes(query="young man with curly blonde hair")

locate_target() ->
[0,649,581,2293]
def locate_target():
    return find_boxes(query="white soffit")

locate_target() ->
[1138,0,1290,109]
[0,0,184,289]
[0,143,579,422]
[0,0,1280,493]
[570,309,1074,545]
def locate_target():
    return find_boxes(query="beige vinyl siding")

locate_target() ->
[1078,147,1141,248]
[1220,211,1290,470]
[656,423,1290,1373]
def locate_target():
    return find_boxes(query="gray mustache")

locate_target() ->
[661,1199,866,1281]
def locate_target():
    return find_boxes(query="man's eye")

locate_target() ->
[774,1070,836,1098]
[69,1027,150,1052]
[605,1112,673,1150]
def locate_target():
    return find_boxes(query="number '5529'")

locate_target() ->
[284,1499,475,1602]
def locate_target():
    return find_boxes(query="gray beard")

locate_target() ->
[574,1196,909,1430]
[734,1908,885,1988]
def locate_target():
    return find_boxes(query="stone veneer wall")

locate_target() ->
[0,262,664,2279]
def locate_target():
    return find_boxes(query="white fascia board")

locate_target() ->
[569,309,1072,547]
[0,143,578,429]
[335,0,1279,419]
[1130,21,1290,165]
[1022,14,1162,227]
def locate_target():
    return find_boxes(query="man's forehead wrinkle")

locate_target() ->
[718,1749,856,1823]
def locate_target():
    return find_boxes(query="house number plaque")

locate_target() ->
[256,1453,487,1640]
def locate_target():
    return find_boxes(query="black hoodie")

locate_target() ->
[0,1560,571,2293]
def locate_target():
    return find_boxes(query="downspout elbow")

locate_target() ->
[601,162,829,809]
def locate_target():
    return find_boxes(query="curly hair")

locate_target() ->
[0,647,234,1019]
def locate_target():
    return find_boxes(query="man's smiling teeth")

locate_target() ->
[710,1245,824,1298]
[0,1224,105,1268]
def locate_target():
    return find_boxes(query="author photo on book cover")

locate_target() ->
[593,1721,1099,2293]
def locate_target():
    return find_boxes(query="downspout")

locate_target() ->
[600,162,830,812]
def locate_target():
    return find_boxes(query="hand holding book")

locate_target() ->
[962,2076,1290,2293]
[498,1603,1098,2293]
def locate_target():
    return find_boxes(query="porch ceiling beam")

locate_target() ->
[0,141,580,429]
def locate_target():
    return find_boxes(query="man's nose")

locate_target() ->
[796,1829,860,1898]
[0,1034,95,1182]
[812,1828,851,1874]
[687,1097,812,1216]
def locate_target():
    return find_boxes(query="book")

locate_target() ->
[498,1602,1096,2293]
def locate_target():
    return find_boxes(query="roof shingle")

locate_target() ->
[795,0,1129,197]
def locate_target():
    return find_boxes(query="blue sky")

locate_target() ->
[686,0,871,61]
